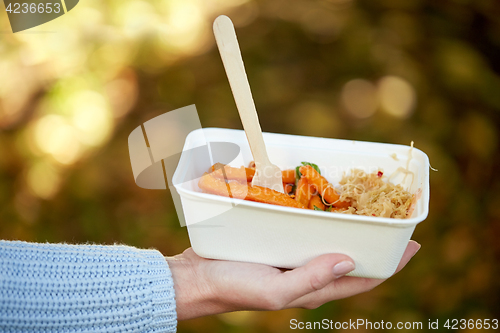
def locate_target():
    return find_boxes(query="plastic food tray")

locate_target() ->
[172,128,429,279]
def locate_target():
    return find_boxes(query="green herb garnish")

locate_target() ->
[295,162,321,182]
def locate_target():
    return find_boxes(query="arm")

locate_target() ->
[0,240,177,333]
[1,239,420,327]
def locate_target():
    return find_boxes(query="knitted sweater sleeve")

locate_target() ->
[0,240,177,333]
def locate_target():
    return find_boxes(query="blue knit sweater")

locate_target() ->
[0,240,177,332]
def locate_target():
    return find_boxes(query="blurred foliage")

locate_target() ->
[1,0,499,331]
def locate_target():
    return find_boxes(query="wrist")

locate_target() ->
[166,251,225,320]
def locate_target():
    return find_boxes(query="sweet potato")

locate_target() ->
[281,169,296,183]
[209,163,296,184]
[295,176,313,207]
[309,195,326,210]
[199,173,306,209]
[209,163,255,182]
[299,165,350,208]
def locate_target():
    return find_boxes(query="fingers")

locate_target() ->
[328,240,420,298]
[286,240,420,309]
[393,240,421,274]
[276,253,355,305]
[177,242,420,312]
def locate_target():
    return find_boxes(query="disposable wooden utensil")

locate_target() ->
[213,15,284,193]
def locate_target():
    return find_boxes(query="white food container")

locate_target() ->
[172,128,429,279]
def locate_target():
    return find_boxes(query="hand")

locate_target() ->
[166,241,420,320]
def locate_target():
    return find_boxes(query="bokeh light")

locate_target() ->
[341,79,378,118]
[26,160,61,199]
[70,90,112,147]
[34,114,82,164]
[378,75,416,118]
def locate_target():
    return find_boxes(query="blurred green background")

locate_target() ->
[1,0,499,331]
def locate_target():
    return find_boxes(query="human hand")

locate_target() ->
[166,240,420,320]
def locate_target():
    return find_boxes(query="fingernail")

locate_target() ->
[413,243,421,256]
[333,261,355,277]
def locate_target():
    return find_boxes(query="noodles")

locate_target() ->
[337,169,415,219]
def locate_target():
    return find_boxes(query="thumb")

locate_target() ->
[278,254,355,303]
